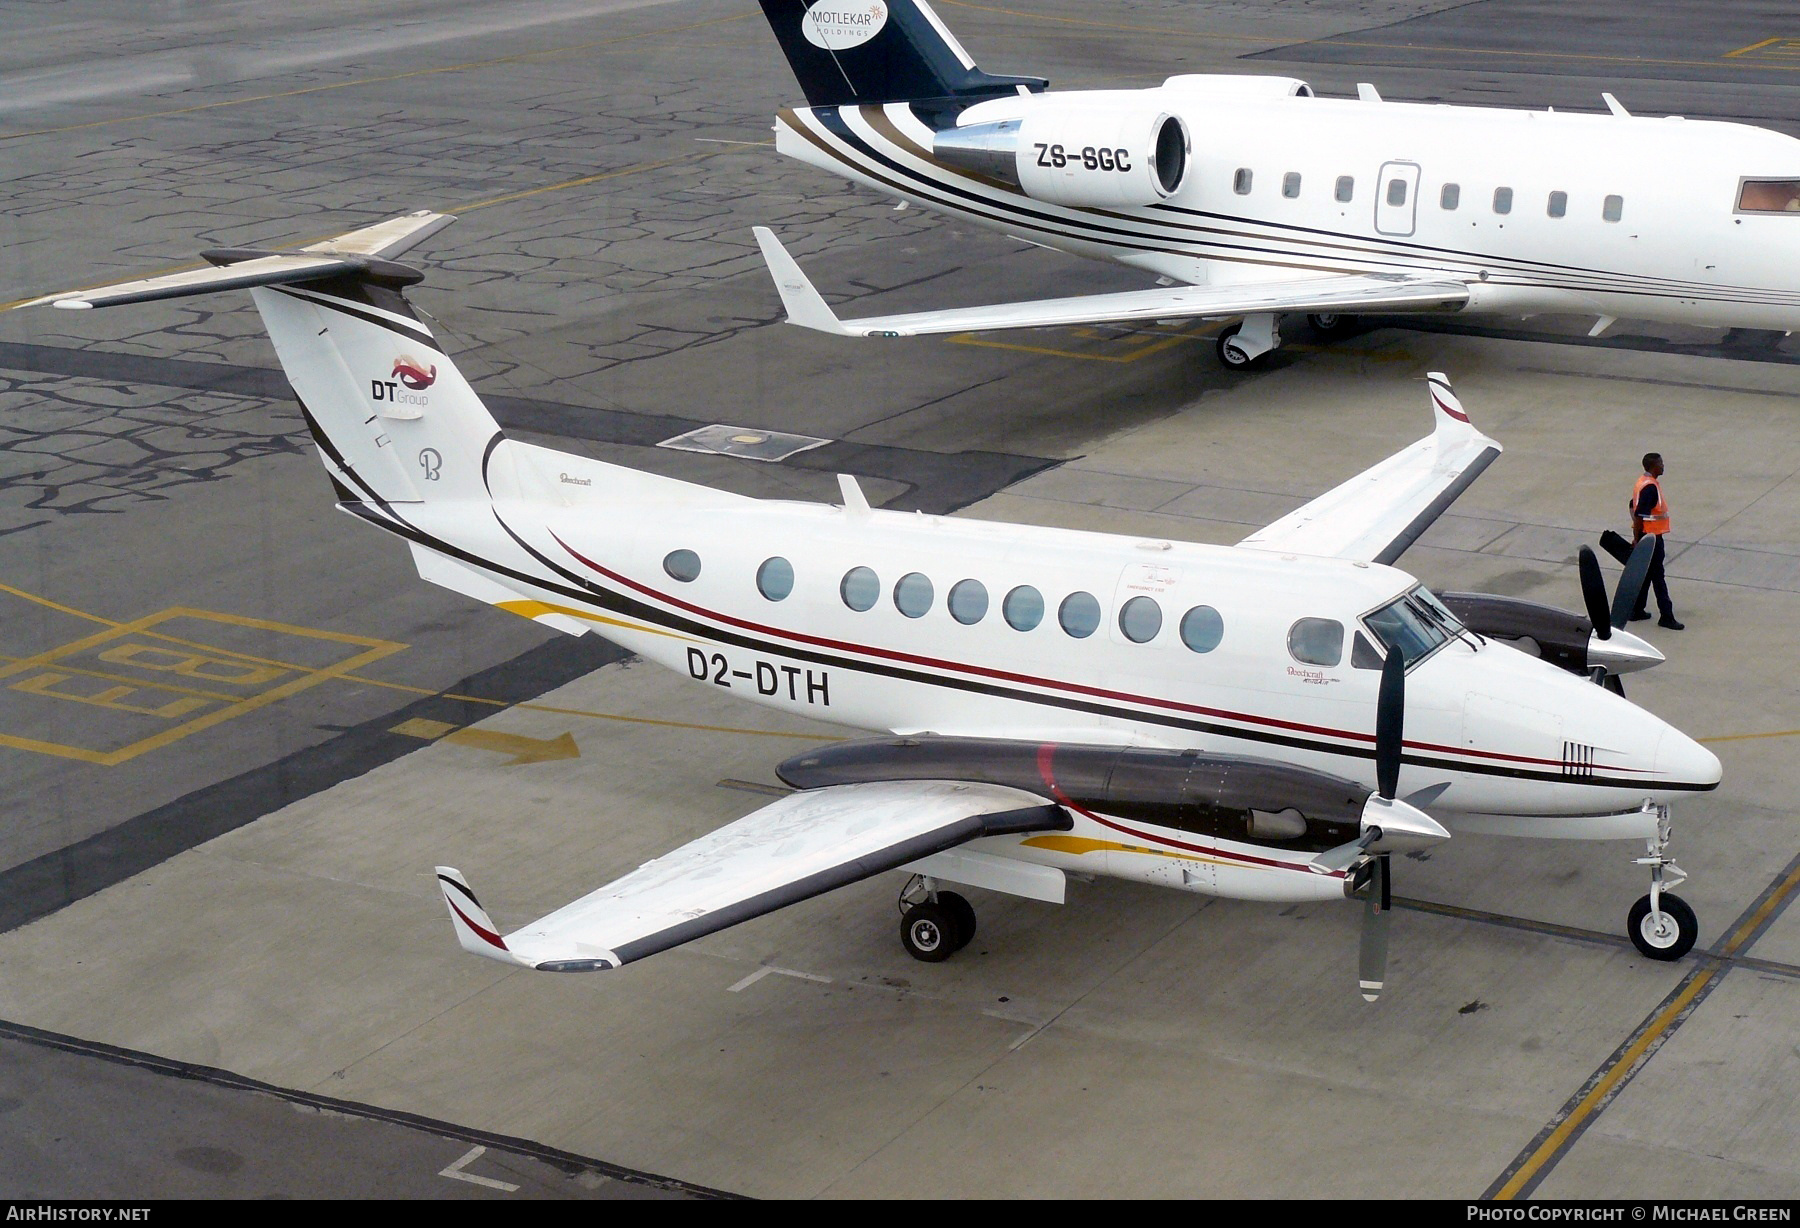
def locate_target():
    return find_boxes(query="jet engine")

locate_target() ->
[934,105,1191,208]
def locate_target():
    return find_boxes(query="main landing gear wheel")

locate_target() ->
[1216,325,1254,369]
[1628,892,1698,961]
[900,902,957,962]
[1307,313,1347,334]
[939,891,976,948]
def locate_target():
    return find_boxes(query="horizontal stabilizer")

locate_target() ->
[437,779,1068,972]
[23,211,455,310]
[753,227,1469,337]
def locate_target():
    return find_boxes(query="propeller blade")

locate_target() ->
[1578,545,1611,639]
[1603,673,1625,697]
[1609,536,1658,631]
[1376,649,1406,800]
[1313,830,1376,874]
[1359,854,1392,1002]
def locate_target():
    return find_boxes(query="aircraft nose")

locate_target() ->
[1655,725,1722,790]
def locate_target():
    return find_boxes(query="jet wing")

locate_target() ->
[1237,373,1502,564]
[436,779,1068,971]
[754,226,1468,338]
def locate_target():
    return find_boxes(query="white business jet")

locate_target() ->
[33,213,1719,1000]
[752,1,1800,366]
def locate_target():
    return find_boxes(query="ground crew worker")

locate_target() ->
[1630,452,1683,630]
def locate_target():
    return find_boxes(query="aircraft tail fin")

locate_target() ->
[32,212,502,510]
[756,0,1046,108]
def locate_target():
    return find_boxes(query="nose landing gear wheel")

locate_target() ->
[900,901,957,962]
[1628,892,1697,960]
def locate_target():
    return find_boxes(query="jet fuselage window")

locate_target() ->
[662,549,701,582]
[1233,167,1253,195]
[1059,591,1102,639]
[840,566,879,612]
[757,557,794,602]
[1737,179,1800,213]
[1362,586,1459,667]
[1440,182,1460,210]
[1003,585,1044,631]
[1603,194,1624,222]
[948,579,989,625]
[894,572,934,619]
[1386,178,1408,207]
[1547,190,1568,218]
[1287,617,1344,668]
[1493,187,1513,215]
[1179,605,1224,653]
[1282,172,1301,199]
[1335,175,1354,202]
[1119,596,1162,643]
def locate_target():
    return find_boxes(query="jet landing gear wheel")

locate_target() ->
[1307,313,1348,334]
[1628,893,1698,961]
[1216,325,1254,369]
[939,891,976,948]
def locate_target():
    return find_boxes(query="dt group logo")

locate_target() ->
[371,356,438,406]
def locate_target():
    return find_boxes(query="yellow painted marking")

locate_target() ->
[1495,859,1800,1199]
[0,12,756,145]
[1700,728,1800,743]
[0,580,121,626]
[451,148,735,213]
[391,718,457,740]
[1021,833,1231,868]
[949,320,1219,362]
[496,600,700,642]
[1493,969,1717,1200]
[1726,37,1784,57]
[942,1,1800,72]
[0,607,403,765]
[0,656,247,705]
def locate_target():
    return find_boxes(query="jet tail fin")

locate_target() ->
[756,0,1045,108]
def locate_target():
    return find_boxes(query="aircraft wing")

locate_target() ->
[435,779,1068,971]
[1237,373,1502,564]
[754,226,1468,338]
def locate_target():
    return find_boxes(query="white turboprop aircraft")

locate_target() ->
[32,213,1719,999]
[751,0,1800,366]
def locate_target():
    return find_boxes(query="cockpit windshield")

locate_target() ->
[1737,180,1800,214]
[1364,586,1470,667]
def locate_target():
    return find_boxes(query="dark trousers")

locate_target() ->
[1633,534,1673,618]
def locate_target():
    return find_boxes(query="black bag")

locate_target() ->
[1599,529,1632,564]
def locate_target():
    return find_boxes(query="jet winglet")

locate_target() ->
[435,867,532,967]
[753,227,857,337]
[1425,371,1481,446]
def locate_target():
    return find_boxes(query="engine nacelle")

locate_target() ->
[934,105,1191,208]
[1160,74,1313,99]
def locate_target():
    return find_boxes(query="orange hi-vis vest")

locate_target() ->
[1632,473,1670,535]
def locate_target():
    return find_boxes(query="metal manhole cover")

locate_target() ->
[656,423,831,462]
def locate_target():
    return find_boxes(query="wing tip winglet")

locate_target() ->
[752,226,858,337]
[435,866,531,966]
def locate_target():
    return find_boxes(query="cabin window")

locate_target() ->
[662,549,701,582]
[1547,190,1568,218]
[756,557,794,602]
[1440,183,1460,210]
[1233,168,1253,195]
[1287,617,1344,668]
[1119,596,1162,644]
[1179,605,1224,653]
[840,566,879,612]
[1603,194,1624,222]
[1335,175,1354,202]
[894,572,934,618]
[1059,591,1102,639]
[1003,585,1044,631]
[1386,178,1408,207]
[1493,187,1513,215]
[1282,172,1301,199]
[948,579,989,625]
[1737,179,1800,213]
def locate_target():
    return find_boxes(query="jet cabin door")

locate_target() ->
[1374,161,1421,237]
